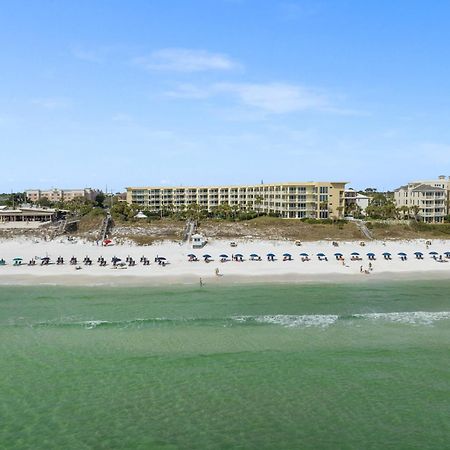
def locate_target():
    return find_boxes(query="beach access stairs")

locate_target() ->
[183,219,197,242]
[51,217,80,238]
[355,219,374,240]
[99,213,112,241]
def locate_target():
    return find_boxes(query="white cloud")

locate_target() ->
[166,82,332,114]
[134,48,239,72]
[72,47,103,63]
[216,82,328,113]
[31,97,71,110]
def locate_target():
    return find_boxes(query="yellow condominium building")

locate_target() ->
[126,181,347,219]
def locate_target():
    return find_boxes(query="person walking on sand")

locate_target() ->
[200,277,204,287]
[215,268,220,277]
[360,265,363,273]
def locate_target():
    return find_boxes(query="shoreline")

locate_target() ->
[1,270,449,287]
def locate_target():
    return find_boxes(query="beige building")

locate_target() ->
[26,188,101,203]
[126,181,347,219]
[394,176,450,223]
[0,206,57,224]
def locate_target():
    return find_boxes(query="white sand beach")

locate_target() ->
[0,236,449,286]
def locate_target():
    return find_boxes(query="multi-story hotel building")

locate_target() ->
[25,188,101,203]
[126,181,347,219]
[394,176,450,223]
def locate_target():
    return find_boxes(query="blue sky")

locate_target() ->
[1,0,450,193]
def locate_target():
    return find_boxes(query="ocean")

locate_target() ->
[0,280,449,449]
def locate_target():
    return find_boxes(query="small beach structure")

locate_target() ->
[192,234,207,249]
[414,251,424,259]
[398,252,407,261]
[249,253,261,261]
[334,252,343,260]
[134,211,147,219]
[382,252,392,260]
[367,252,376,260]
[267,253,275,261]
[13,257,23,266]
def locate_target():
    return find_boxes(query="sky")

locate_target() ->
[1,0,450,193]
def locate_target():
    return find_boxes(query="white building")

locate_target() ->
[344,189,370,216]
[394,176,450,223]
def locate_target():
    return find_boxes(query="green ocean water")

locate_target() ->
[0,281,449,450]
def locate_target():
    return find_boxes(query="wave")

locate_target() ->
[10,311,450,330]
[233,311,450,328]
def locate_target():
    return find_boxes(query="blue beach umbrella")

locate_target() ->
[267,253,275,257]
[334,253,343,257]
[283,253,292,257]
[351,252,360,256]
[300,253,309,256]
[187,254,196,258]
[317,253,326,257]
[444,251,450,256]
[235,254,243,258]
[219,254,228,258]
[414,251,423,255]
[366,252,375,257]
[203,254,212,258]
[382,252,391,256]
[429,251,438,255]
[398,252,407,256]
[249,253,259,258]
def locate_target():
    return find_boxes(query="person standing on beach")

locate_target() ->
[200,277,204,287]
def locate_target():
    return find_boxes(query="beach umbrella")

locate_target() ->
[202,254,212,258]
[317,253,326,257]
[414,251,423,255]
[429,251,438,255]
[283,253,292,257]
[366,252,375,256]
[157,256,167,261]
[444,251,450,256]
[235,254,244,258]
[351,252,360,256]
[267,253,275,257]
[187,254,196,258]
[398,252,407,256]
[382,252,391,255]
[334,253,343,256]
[103,239,112,245]
[13,257,23,261]
[219,254,228,258]
[249,253,259,257]
[42,256,50,261]
[300,253,309,256]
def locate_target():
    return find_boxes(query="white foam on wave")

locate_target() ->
[233,314,339,328]
[232,311,450,328]
[353,311,450,325]
[81,320,111,329]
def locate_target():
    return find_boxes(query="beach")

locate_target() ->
[0,236,449,286]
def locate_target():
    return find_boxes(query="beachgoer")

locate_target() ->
[200,277,203,287]
[215,268,220,276]
[360,265,363,273]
